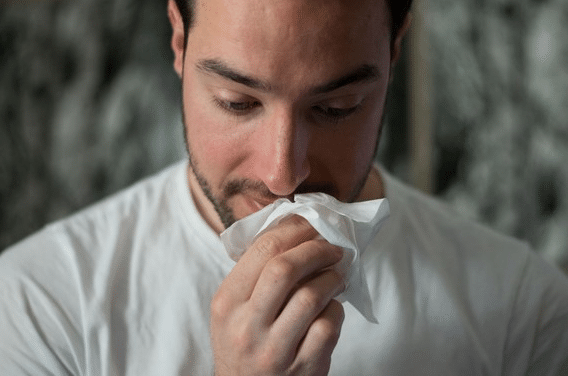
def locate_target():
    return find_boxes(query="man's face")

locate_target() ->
[170,0,397,232]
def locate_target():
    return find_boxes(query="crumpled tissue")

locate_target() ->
[220,192,390,323]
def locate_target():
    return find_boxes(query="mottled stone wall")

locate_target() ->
[0,0,185,250]
[428,0,568,268]
[1,0,567,271]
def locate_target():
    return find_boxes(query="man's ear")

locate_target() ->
[168,0,185,78]
[390,13,412,71]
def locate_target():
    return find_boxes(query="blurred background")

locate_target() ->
[1,0,567,272]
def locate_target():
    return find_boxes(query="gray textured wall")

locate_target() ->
[429,0,568,269]
[0,0,185,249]
[1,0,567,271]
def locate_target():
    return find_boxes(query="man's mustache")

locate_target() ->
[223,179,337,201]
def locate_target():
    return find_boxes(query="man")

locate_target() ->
[1,0,567,374]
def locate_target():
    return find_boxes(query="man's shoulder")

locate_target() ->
[0,160,218,375]
[379,168,528,255]
[0,161,190,278]
[365,168,568,375]
[63,160,188,229]
[376,167,568,313]
[374,168,545,302]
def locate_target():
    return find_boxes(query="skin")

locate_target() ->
[168,0,409,373]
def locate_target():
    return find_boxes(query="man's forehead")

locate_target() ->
[192,0,391,50]
[187,0,392,93]
[194,0,389,28]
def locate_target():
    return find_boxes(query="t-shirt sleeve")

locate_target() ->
[0,229,83,375]
[502,250,568,375]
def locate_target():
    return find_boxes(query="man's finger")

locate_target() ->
[268,266,345,353]
[220,215,318,303]
[289,299,345,376]
[250,239,344,324]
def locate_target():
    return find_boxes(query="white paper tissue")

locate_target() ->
[220,192,390,323]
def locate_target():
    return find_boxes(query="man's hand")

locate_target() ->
[211,215,346,376]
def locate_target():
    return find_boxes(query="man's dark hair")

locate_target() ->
[173,0,413,50]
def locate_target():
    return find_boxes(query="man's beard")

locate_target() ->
[181,103,386,230]
[189,159,239,229]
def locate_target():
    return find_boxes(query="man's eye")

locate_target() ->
[214,98,260,114]
[312,105,360,122]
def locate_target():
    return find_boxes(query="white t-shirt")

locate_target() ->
[1,160,567,375]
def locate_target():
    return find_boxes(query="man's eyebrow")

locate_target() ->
[196,59,272,91]
[196,59,380,94]
[311,64,381,94]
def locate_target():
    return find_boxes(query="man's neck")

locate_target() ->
[356,165,385,202]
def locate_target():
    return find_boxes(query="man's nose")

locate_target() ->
[255,107,311,197]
